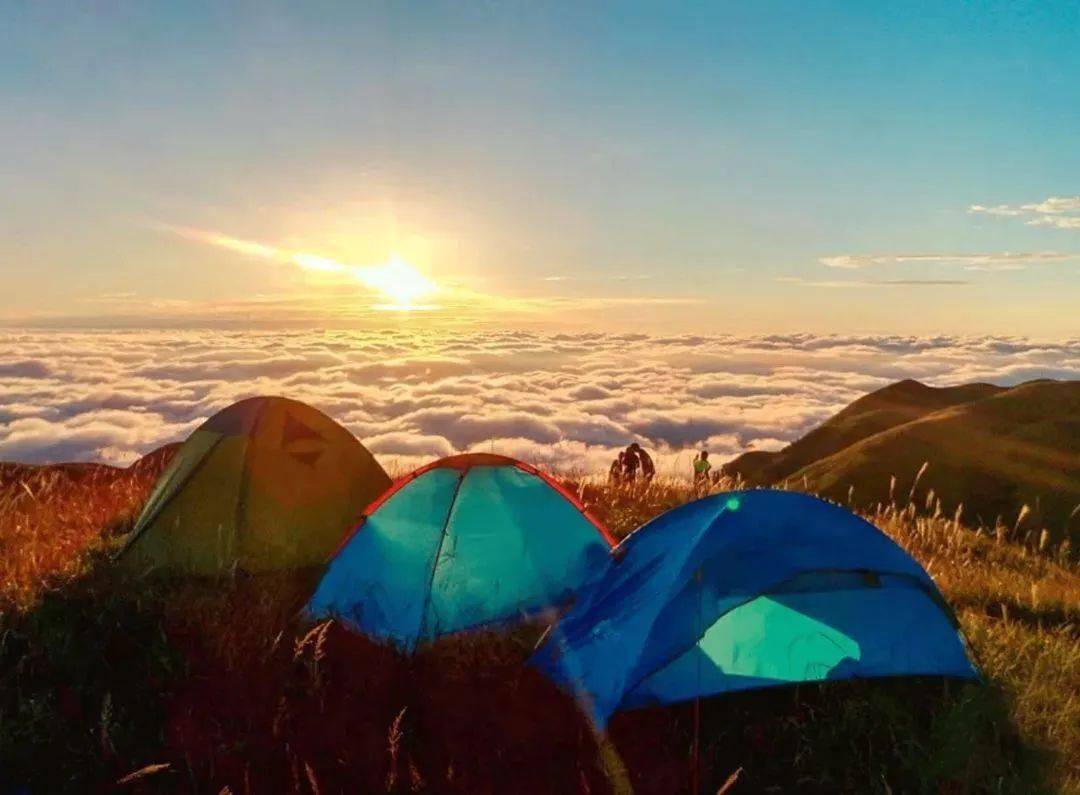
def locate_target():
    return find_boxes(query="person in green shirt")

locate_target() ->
[693,450,712,484]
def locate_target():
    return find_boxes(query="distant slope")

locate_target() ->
[788,381,1080,536]
[724,379,1004,485]
[0,443,179,488]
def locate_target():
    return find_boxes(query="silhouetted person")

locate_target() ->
[609,450,627,485]
[623,446,640,482]
[628,442,655,482]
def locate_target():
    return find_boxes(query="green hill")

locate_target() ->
[725,379,1003,485]
[726,379,1080,540]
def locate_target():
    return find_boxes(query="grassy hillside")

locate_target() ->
[795,380,1080,545]
[723,379,1003,486]
[0,456,1077,793]
[725,379,1080,549]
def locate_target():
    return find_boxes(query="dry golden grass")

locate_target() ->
[0,464,156,610]
[866,501,1080,791]
[1,461,1077,791]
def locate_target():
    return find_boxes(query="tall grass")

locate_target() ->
[0,459,1077,792]
[0,463,156,609]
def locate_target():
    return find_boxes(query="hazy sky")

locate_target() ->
[2,2,1079,334]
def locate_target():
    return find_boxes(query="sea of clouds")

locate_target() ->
[1,329,1077,475]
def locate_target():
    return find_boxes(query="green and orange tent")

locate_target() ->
[120,396,391,575]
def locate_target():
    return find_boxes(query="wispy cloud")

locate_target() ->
[969,195,1080,231]
[970,196,1080,216]
[876,279,970,285]
[819,252,1073,270]
[966,204,1028,217]
[154,224,439,310]
[1027,215,1080,230]
[86,292,138,303]
[778,276,969,288]
[819,199,1080,277]
[540,274,654,283]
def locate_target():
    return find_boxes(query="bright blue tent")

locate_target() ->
[307,453,615,649]
[532,490,978,726]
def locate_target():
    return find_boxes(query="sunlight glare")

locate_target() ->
[356,256,438,311]
[162,224,441,311]
[293,253,343,272]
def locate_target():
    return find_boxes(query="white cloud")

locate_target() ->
[1021,196,1080,214]
[819,252,1074,270]
[1027,215,1080,230]
[778,276,968,288]
[967,204,1028,217]
[969,195,1080,232]
[0,330,1076,475]
[365,431,456,458]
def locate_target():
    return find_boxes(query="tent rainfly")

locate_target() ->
[532,490,978,726]
[120,396,391,575]
[307,453,616,649]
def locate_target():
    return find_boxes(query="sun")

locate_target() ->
[357,256,438,310]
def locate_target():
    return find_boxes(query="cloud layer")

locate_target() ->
[1,330,1077,474]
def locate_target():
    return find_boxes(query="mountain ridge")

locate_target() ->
[726,378,1080,539]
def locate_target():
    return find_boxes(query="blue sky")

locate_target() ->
[2,1,1079,334]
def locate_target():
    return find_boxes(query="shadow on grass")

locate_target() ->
[0,560,1055,794]
[608,677,1052,794]
[0,558,182,793]
[0,562,606,794]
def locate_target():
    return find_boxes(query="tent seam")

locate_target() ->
[612,505,731,707]
[115,433,227,560]
[232,398,271,567]
[325,458,455,561]
[415,469,468,646]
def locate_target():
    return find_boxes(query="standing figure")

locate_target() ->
[622,446,640,483]
[609,451,627,485]
[628,442,655,482]
[693,450,712,485]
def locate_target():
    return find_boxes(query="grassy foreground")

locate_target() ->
[0,464,1077,793]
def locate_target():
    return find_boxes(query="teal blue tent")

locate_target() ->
[532,490,978,726]
[307,454,615,649]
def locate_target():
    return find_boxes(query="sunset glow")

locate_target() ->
[359,256,438,311]
[162,225,439,310]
